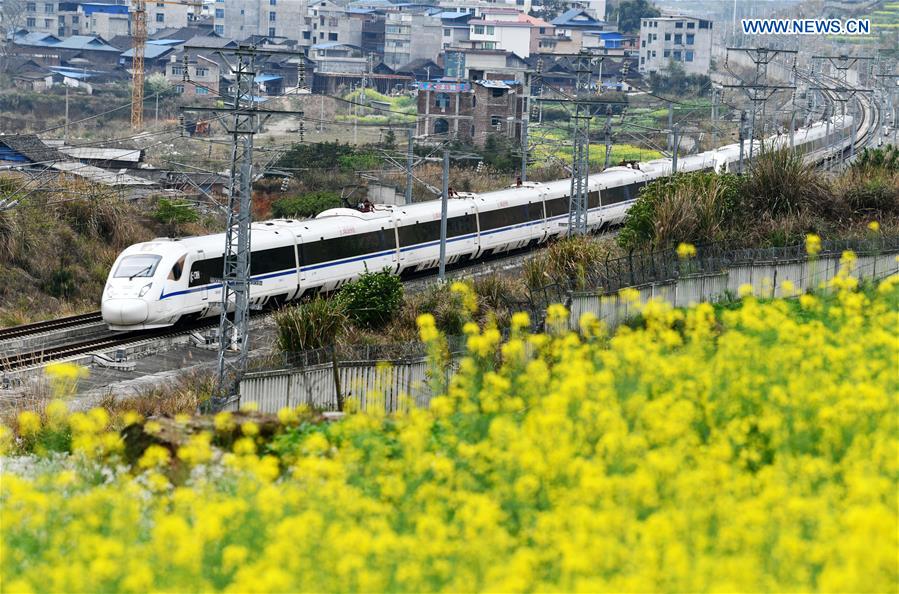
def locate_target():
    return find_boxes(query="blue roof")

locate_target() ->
[49,68,92,80]
[54,35,120,52]
[551,8,606,29]
[147,39,184,45]
[15,32,61,46]
[255,74,283,83]
[120,44,174,59]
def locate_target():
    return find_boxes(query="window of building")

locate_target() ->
[651,50,656,57]
[433,118,449,134]
[673,50,681,61]
[699,20,709,29]
[664,32,670,40]
[639,56,644,65]
[195,67,207,77]
[155,12,164,22]
[174,85,184,94]
[675,21,683,28]
[71,15,77,23]
[214,8,223,17]
[270,0,276,4]
[327,32,337,40]
[473,24,484,34]
[486,25,494,34]
[674,33,682,44]
[44,18,51,26]
[490,115,502,128]
[172,66,184,75]
[302,30,310,39]
[435,92,450,109]
[269,11,275,21]
[44,3,52,13]
[687,21,695,29]
[196,86,209,95]
[156,2,163,6]
[685,51,694,62]
[444,27,450,37]
[686,34,694,44]
[482,41,496,49]
[539,27,545,33]
[71,28,78,34]
[26,2,35,11]
[214,24,223,34]
[57,15,63,23]
[640,39,645,47]
[490,87,505,97]
[663,49,670,57]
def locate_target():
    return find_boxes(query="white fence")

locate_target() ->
[238,357,439,413]
[570,252,898,330]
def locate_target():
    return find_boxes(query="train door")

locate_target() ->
[195,249,210,305]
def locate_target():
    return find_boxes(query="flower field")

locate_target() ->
[1,265,897,593]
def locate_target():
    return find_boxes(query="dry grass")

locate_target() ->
[95,370,216,418]
[524,235,622,291]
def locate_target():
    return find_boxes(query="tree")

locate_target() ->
[271,191,343,219]
[531,0,566,21]
[144,73,174,98]
[381,129,396,150]
[0,0,26,73]
[615,0,660,33]
[336,269,403,330]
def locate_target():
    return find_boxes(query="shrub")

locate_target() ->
[527,235,619,290]
[618,172,743,250]
[152,198,199,226]
[336,269,403,330]
[274,298,348,352]
[271,191,342,219]
[742,145,830,218]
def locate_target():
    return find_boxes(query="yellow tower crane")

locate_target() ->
[130,0,205,130]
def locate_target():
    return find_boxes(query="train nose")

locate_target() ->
[102,299,149,326]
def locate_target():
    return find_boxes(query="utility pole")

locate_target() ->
[667,101,674,152]
[603,104,613,169]
[520,70,530,182]
[724,47,797,167]
[568,51,596,235]
[181,44,304,406]
[438,147,449,281]
[710,87,719,149]
[130,0,147,129]
[811,54,874,167]
[405,128,414,204]
[671,123,679,173]
[64,84,70,142]
[738,110,746,174]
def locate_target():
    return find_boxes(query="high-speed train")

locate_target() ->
[101,114,853,330]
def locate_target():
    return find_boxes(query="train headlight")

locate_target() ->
[139,283,153,298]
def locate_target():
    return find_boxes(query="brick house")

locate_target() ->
[416,78,523,146]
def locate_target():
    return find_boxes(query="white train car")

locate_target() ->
[101,113,857,330]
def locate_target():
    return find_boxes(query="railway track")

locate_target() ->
[0,312,103,342]
[0,318,218,373]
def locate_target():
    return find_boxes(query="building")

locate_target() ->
[383,9,442,70]
[218,0,306,39]
[300,0,362,48]
[416,78,523,146]
[638,15,713,75]
[165,52,221,97]
[11,31,122,66]
[549,8,611,49]
[458,8,552,58]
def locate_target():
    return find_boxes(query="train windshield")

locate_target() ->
[114,255,162,279]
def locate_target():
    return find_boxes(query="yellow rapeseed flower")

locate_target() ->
[805,233,822,256]
[867,220,880,232]
[16,411,41,437]
[676,242,697,259]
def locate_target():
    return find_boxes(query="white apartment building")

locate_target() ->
[462,8,548,58]
[383,10,442,70]
[218,0,306,39]
[300,0,361,48]
[638,15,713,76]
[147,2,191,34]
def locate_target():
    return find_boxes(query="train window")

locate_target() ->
[252,246,296,275]
[115,255,161,279]
[168,255,186,281]
[188,257,224,287]
[478,204,533,231]
[302,230,391,266]
[544,197,569,218]
[601,185,630,205]
[588,190,600,209]
[398,216,474,247]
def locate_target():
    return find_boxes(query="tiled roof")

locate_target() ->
[0,134,65,164]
